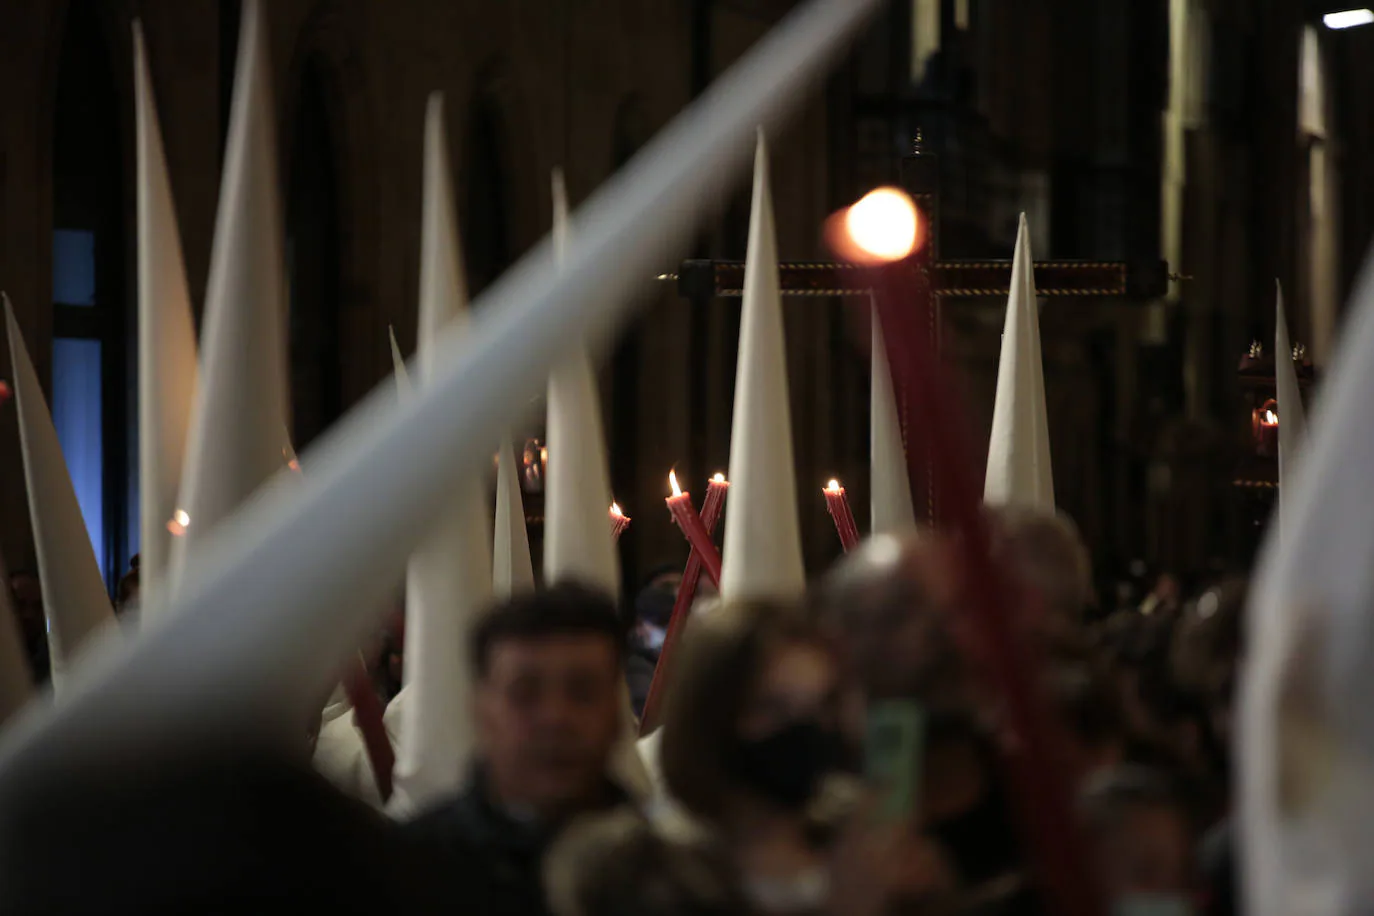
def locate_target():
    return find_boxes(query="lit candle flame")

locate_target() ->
[712,472,726,483]
[669,470,683,498]
[1264,409,1278,425]
[610,502,624,518]
[839,187,921,264]
[825,479,842,493]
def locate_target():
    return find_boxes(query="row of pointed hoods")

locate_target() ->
[0,2,1365,907]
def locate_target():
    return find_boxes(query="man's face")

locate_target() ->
[476,634,621,812]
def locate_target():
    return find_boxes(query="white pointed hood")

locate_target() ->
[870,306,916,535]
[0,547,34,729]
[1240,248,1374,916]
[1275,280,1307,527]
[543,170,620,597]
[984,213,1053,510]
[720,133,805,601]
[388,95,494,818]
[389,325,412,395]
[166,0,290,588]
[545,169,650,800]
[134,22,201,611]
[4,297,115,690]
[493,436,535,600]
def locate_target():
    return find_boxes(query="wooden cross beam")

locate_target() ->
[664,256,1170,301]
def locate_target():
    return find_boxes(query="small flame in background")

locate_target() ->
[825,478,842,493]
[712,472,726,483]
[610,502,625,518]
[669,470,683,498]
[167,509,191,536]
[1264,409,1278,425]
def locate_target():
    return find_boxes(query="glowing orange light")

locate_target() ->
[1263,409,1278,425]
[610,502,624,518]
[831,187,922,265]
[167,509,191,536]
[669,470,683,498]
[825,479,843,493]
[712,472,726,483]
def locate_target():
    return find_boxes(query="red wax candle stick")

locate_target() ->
[823,479,861,552]
[664,471,723,589]
[641,473,729,733]
[609,502,631,542]
[342,653,395,802]
[827,185,1098,916]
[865,252,1098,916]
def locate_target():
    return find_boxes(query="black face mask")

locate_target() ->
[728,719,847,809]
[929,785,1020,886]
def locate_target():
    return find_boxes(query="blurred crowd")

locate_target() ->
[2,509,1246,916]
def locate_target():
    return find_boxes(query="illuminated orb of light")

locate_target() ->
[843,187,921,263]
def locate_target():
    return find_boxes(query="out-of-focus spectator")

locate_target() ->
[400,583,636,914]
[545,808,749,916]
[660,599,852,914]
[626,565,680,718]
[1078,766,1195,912]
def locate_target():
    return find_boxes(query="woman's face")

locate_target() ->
[737,640,841,740]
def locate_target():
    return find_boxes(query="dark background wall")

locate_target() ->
[0,0,1370,593]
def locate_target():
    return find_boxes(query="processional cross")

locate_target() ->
[659,137,1172,523]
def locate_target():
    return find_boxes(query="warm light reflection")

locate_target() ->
[1263,409,1278,425]
[825,479,842,493]
[840,187,921,264]
[712,472,726,483]
[167,509,191,536]
[669,470,683,498]
[610,502,625,518]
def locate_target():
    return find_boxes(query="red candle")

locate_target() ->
[822,478,861,552]
[341,652,395,802]
[831,188,1099,916]
[664,470,722,591]
[641,472,729,733]
[609,502,631,542]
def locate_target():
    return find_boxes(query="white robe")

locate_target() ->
[311,694,383,810]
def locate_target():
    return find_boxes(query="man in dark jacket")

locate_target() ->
[401,583,637,915]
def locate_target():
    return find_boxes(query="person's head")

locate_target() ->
[814,533,968,706]
[544,809,749,916]
[660,600,846,825]
[988,506,1094,626]
[1079,766,1194,903]
[633,566,680,651]
[471,582,627,815]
